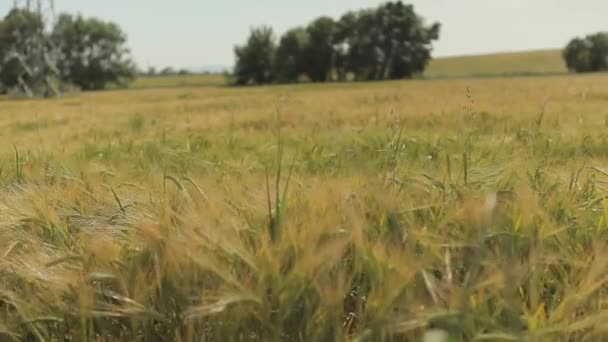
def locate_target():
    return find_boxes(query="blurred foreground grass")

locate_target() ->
[0,74,608,340]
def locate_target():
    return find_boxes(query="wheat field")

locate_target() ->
[1,73,608,341]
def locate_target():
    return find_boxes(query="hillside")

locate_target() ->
[425,49,567,78]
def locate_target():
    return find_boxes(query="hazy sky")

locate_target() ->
[1,1,607,70]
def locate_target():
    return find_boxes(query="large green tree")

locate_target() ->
[305,17,336,82]
[275,27,309,83]
[233,26,276,85]
[333,12,358,81]
[587,33,608,71]
[563,38,593,73]
[344,9,384,81]
[379,2,440,79]
[0,9,45,90]
[563,33,608,73]
[52,14,136,90]
[346,2,440,81]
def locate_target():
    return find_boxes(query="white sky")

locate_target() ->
[1,0,607,70]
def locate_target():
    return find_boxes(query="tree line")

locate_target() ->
[1,3,604,94]
[233,1,441,85]
[0,8,135,93]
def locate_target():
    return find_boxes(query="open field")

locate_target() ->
[1,73,608,340]
[425,49,567,78]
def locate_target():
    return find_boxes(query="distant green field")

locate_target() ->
[131,50,568,90]
[130,73,227,89]
[425,49,567,78]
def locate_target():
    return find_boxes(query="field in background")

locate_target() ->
[129,73,227,89]
[425,49,567,78]
[131,49,568,89]
[2,73,608,340]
